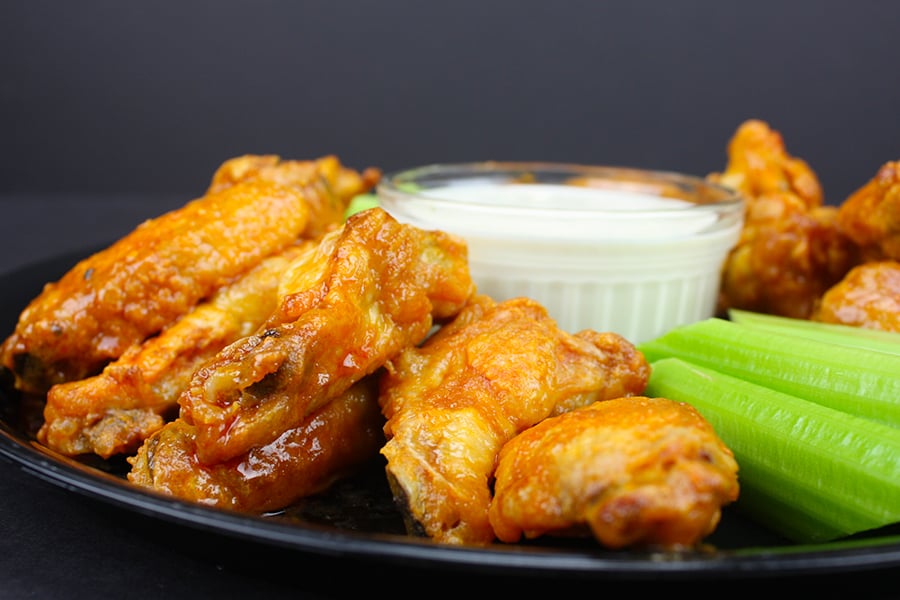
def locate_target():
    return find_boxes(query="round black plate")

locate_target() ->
[2,249,899,579]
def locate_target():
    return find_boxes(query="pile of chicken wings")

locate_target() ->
[710,119,900,330]
[7,119,893,550]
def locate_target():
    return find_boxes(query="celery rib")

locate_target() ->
[343,194,380,220]
[637,318,900,428]
[645,357,900,543]
[728,308,900,356]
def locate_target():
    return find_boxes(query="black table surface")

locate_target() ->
[1,194,898,598]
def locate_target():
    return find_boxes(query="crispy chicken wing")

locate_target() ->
[710,120,859,318]
[707,119,823,208]
[1,155,376,395]
[1,179,309,394]
[717,193,860,318]
[811,260,900,332]
[488,396,739,549]
[127,377,384,513]
[38,243,311,458]
[836,160,900,262]
[178,207,475,465]
[207,154,382,238]
[378,295,650,545]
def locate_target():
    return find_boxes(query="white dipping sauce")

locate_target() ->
[396,183,719,240]
[379,177,743,343]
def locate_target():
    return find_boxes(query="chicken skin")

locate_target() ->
[836,160,900,262]
[0,179,308,395]
[488,396,739,549]
[710,120,859,318]
[718,193,860,319]
[206,154,382,238]
[38,243,311,459]
[378,295,650,545]
[1,155,376,395]
[707,118,823,209]
[127,377,384,513]
[178,208,475,465]
[812,260,900,332]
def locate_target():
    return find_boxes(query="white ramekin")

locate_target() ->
[377,161,743,343]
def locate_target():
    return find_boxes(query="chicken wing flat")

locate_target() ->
[207,154,382,238]
[811,260,900,332]
[178,207,475,465]
[38,242,312,459]
[836,160,900,262]
[0,179,310,394]
[488,396,739,549]
[710,120,859,318]
[127,377,384,513]
[378,295,650,545]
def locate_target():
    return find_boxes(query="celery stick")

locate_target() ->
[728,308,900,356]
[638,318,900,427]
[343,193,380,219]
[646,357,900,543]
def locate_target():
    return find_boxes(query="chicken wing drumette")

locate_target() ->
[718,192,860,319]
[489,396,739,549]
[811,260,900,332]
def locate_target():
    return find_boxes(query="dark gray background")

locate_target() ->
[2,3,900,596]
[2,1,899,202]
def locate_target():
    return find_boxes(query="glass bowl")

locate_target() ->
[377,161,744,343]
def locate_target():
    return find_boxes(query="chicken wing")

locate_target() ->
[38,242,311,459]
[178,207,475,465]
[206,154,382,238]
[2,155,376,395]
[710,120,859,318]
[488,396,739,549]
[811,260,900,332]
[127,377,384,513]
[717,193,860,318]
[707,118,823,209]
[378,295,650,545]
[0,179,310,394]
[835,160,900,262]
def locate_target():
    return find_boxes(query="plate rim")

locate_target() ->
[3,426,900,579]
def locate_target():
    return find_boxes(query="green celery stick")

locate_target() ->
[637,318,900,427]
[646,357,900,543]
[343,193,380,219]
[728,309,900,356]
